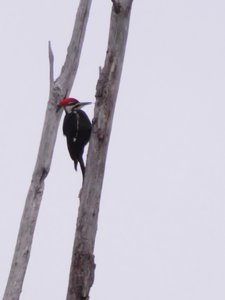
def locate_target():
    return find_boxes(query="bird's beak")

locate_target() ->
[78,102,92,109]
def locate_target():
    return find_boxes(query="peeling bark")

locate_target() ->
[66,1,133,299]
[3,1,92,299]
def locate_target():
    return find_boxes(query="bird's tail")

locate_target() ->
[74,160,78,171]
[74,157,85,180]
[78,156,86,180]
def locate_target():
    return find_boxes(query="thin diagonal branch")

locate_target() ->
[3,1,92,299]
[48,41,54,85]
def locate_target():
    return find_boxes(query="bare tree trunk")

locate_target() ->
[66,1,133,299]
[3,1,92,299]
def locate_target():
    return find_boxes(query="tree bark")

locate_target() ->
[66,1,133,299]
[3,1,92,299]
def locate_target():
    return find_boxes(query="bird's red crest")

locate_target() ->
[58,98,79,107]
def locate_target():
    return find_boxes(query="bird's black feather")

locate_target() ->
[63,110,91,178]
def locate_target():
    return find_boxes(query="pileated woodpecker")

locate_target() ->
[57,98,92,178]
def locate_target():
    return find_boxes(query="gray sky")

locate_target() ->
[1,0,225,299]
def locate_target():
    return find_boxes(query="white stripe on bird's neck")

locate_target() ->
[64,105,79,114]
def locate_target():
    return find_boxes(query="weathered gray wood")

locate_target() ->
[3,1,92,300]
[66,1,133,299]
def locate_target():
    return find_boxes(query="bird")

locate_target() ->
[57,97,92,179]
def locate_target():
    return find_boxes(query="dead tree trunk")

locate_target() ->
[3,1,92,299]
[66,1,133,299]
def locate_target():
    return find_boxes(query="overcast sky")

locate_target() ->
[1,0,225,299]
